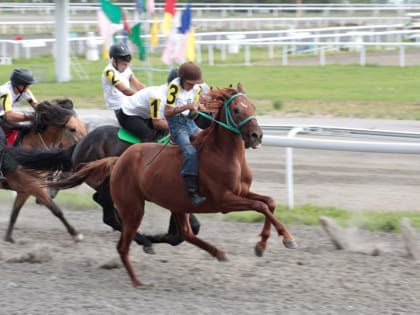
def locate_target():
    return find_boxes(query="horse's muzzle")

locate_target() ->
[243,125,263,149]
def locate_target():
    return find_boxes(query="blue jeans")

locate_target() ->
[167,115,200,176]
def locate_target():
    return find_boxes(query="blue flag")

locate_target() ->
[178,3,191,34]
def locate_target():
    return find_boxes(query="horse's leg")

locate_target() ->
[219,192,297,254]
[116,199,145,287]
[144,213,201,246]
[245,192,277,257]
[171,212,227,261]
[4,192,30,243]
[94,182,155,254]
[33,185,84,242]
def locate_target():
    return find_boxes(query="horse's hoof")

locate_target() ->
[133,280,143,287]
[137,283,155,290]
[74,233,84,242]
[4,236,14,244]
[216,251,228,262]
[283,239,298,249]
[143,246,156,255]
[254,243,265,257]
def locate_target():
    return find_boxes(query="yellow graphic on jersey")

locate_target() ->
[105,69,120,86]
[0,93,12,112]
[149,97,161,119]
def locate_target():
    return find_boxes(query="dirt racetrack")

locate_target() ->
[1,139,420,314]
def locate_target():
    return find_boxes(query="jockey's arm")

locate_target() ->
[151,118,168,131]
[4,110,33,123]
[164,102,198,118]
[130,73,145,91]
[114,81,137,96]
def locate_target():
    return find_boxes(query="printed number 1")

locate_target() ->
[150,98,160,118]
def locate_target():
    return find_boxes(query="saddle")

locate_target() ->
[117,127,170,145]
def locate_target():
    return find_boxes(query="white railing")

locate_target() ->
[1,2,420,17]
[0,16,410,34]
[262,126,420,209]
[2,26,420,67]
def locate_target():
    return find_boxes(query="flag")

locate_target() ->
[101,0,122,24]
[135,0,146,13]
[185,28,196,62]
[178,3,191,34]
[161,32,185,65]
[97,9,115,59]
[97,9,114,39]
[129,23,147,60]
[161,37,174,65]
[161,0,176,36]
[122,8,131,34]
[146,0,155,13]
[161,12,173,36]
[150,17,159,48]
[164,0,176,16]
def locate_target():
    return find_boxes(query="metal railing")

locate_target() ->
[262,125,420,209]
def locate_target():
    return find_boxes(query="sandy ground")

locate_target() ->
[1,139,420,314]
[1,202,420,315]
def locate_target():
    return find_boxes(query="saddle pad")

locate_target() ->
[117,128,170,145]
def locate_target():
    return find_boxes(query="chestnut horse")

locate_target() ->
[2,99,86,243]
[42,84,297,287]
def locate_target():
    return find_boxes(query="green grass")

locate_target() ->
[226,204,420,233]
[1,188,418,233]
[3,55,420,119]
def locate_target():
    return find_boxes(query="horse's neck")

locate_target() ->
[22,127,63,149]
[209,124,245,160]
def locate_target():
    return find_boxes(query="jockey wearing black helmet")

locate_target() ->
[102,43,145,119]
[0,68,38,180]
[0,68,37,123]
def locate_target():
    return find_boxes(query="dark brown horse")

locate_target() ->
[2,99,86,243]
[43,84,297,287]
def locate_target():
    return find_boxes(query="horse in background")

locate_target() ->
[2,98,86,243]
[40,84,297,286]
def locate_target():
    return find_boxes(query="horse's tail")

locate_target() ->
[8,145,76,172]
[47,157,119,190]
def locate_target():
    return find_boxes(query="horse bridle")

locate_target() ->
[197,93,257,135]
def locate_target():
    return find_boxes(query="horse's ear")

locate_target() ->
[229,84,233,88]
[237,82,245,93]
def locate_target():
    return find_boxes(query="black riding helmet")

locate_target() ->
[166,68,178,84]
[109,43,132,62]
[10,68,35,87]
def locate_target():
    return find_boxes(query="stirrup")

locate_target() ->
[190,194,206,207]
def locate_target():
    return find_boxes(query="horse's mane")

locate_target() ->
[193,86,239,147]
[35,99,75,132]
[204,87,238,112]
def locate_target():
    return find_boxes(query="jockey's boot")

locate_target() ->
[183,175,206,207]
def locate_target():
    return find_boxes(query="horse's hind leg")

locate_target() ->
[35,187,84,242]
[172,213,227,261]
[116,201,145,287]
[4,192,30,243]
[94,181,155,254]
[144,213,201,246]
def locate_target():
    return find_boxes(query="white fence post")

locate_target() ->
[400,45,405,67]
[285,127,304,209]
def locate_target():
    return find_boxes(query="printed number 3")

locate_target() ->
[167,84,178,105]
